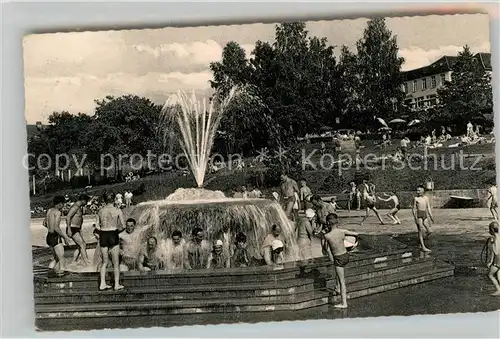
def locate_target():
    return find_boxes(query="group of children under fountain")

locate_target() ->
[43,175,500,309]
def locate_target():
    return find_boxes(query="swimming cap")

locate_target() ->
[305,209,316,218]
[271,239,284,251]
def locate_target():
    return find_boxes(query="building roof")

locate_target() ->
[402,52,492,81]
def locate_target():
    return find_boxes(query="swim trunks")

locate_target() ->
[46,232,62,248]
[366,201,375,209]
[333,252,350,267]
[99,230,120,248]
[416,210,427,220]
[70,227,81,235]
[395,204,400,210]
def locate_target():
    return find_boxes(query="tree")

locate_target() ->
[436,46,493,128]
[355,18,405,128]
[86,95,164,178]
[209,42,252,99]
[336,45,361,128]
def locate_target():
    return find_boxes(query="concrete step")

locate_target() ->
[35,255,435,306]
[35,278,318,304]
[331,262,455,302]
[35,290,330,318]
[36,248,416,292]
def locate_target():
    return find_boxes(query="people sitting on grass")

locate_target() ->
[138,236,163,272]
[231,232,250,268]
[207,239,230,269]
[166,230,186,269]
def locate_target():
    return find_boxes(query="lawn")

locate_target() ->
[29,137,496,213]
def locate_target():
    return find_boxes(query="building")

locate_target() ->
[401,52,492,112]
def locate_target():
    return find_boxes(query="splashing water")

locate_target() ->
[161,89,238,187]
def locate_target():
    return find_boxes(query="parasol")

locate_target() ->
[408,119,421,127]
[376,117,389,128]
[389,118,406,124]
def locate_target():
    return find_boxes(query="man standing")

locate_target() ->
[96,191,126,291]
[412,185,434,253]
[45,196,73,276]
[280,174,299,218]
[66,194,90,265]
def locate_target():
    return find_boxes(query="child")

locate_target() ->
[487,221,500,296]
[329,197,341,212]
[412,185,434,252]
[207,239,230,269]
[487,183,498,221]
[323,213,359,309]
[378,192,401,224]
[231,232,250,268]
[360,180,385,225]
[347,182,360,212]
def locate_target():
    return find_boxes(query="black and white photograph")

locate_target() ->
[23,10,497,331]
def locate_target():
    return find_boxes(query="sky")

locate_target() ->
[23,13,491,124]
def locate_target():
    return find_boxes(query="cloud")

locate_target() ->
[399,41,490,71]
[24,71,213,123]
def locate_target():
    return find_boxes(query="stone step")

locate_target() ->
[35,290,330,318]
[36,248,415,291]
[35,256,434,304]
[331,262,455,301]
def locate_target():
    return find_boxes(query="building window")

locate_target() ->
[440,73,446,85]
[431,76,437,88]
[422,78,427,90]
[412,80,417,92]
[429,94,437,106]
[403,83,408,93]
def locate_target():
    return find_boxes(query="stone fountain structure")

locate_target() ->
[32,88,455,331]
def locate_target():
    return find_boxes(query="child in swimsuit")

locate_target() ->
[412,185,434,253]
[378,192,401,224]
[487,221,500,296]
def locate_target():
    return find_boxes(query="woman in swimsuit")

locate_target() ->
[487,221,500,296]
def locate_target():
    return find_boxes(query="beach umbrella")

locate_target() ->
[389,118,406,124]
[376,117,389,128]
[408,119,421,127]
[378,126,392,131]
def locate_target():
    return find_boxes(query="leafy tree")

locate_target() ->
[336,45,361,128]
[436,45,493,128]
[355,18,405,128]
[86,95,164,177]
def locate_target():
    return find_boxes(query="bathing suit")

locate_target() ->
[70,227,81,235]
[396,204,400,210]
[46,232,62,248]
[416,210,428,220]
[99,230,120,248]
[366,201,375,209]
[333,252,350,267]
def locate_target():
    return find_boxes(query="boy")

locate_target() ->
[378,192,401,224]
[138,236,163,272]
[167,230,186,269]
[323,213,359,309]
[299,178,313,212]
[231,232,250,267]
[412,185,434,253]
[207,239,230,269]
[487,183,498,221]
[487,221,500,296]
[360,180,385,225]
[347,181,360,212]
[96,190,126,291]
[296,209,315,260]
[45,196,73,276]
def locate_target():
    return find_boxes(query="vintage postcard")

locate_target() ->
[23,12,496,331]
